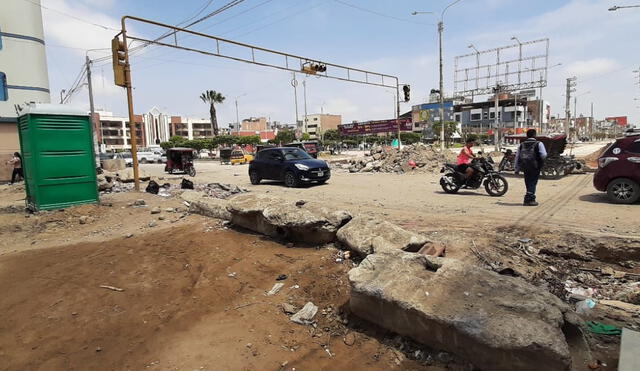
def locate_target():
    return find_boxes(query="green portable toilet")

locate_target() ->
[18,104,99,211]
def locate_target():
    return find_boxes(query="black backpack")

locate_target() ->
[518,140,542,170]
[145,180,160,194]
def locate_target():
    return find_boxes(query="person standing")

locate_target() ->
[6,152,23,184]
[515,129,547,206]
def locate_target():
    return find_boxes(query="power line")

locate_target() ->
[332,0,433,25]
[21,0,119,31]
[128,0,246,56]
[222,1,324,39]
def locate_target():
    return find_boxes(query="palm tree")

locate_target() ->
[199,90,225,137]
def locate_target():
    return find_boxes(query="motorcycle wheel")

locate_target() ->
[541,167,560,179]
[188,166,196,177]
[484,174,508,197]
[440,174,460,194]
[498,158,507,172]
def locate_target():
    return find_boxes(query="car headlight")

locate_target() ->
[295,163,309,171]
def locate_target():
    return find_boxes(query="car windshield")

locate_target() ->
[121,153,132,158]
[282,148,311,160]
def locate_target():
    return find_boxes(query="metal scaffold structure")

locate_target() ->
[111,15,406,190]
[453,38,549,150]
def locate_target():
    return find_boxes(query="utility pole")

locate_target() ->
[235,99,240,133]
[121,22,141,190]
[438,20,445,151]
[85,56,101,152]
[590,102,594,137]
[564,77,577,139]
[291,72,299,128]
[302,80,308,135]
[493,84,501,151]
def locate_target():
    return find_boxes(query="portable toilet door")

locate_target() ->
[17,103,99,211]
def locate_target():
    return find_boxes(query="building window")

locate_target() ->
[470,113,481,121]
[489,112,495,119]
[0,72,7,101]
[454,113,461,122]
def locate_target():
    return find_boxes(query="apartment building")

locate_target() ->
[302,114,341,138]
[94,107,216,151]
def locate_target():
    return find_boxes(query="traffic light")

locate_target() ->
[402,85,410,102]
[111,36,127,87]
[301,61,327,75]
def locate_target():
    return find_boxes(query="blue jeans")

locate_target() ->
[523,169,540,203]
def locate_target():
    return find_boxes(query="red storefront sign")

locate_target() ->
[338,118,412,135]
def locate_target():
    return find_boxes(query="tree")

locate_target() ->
[273,130,295,145]
[159,135,187,150]
[323,129,342,141]
[301,133,311,141]
[199,90,225,137]
[400,132,422,144]
[432,121,459,147]
[236,135,261,146]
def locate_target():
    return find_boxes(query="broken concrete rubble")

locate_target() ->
[226,194,351,244]
[347,143,455,174]
[348,249,578,371]
[181,190,232,220]
[336,216,428,256]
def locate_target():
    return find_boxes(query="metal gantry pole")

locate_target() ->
[121,21,140,191]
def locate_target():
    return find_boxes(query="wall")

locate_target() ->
[0,123,19,181]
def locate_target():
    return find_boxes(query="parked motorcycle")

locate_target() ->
[498,149,515,172]
[439,154,509,197]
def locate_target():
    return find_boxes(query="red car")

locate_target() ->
[593,131,640,204]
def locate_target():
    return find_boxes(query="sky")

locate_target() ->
[37,0,640,127]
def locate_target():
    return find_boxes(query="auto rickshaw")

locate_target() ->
[164,147,196,176]
[219,148,232,164]
[230,148,254,165]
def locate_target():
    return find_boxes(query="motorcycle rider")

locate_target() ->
[515,129,547,206]
[457,137,477,183]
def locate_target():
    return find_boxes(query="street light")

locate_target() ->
[609,5,640,11]
[234,93,247,133]
[412,0,464,151]
[468,44,479,53]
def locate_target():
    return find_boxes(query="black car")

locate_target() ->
[248,147,330,187]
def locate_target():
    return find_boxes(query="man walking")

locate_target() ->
[515,129,547,206]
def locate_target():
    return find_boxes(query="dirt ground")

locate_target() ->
[0,218,458,371]
[0,147,638,370]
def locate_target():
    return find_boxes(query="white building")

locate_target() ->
[0,0,50,180]
[95,108,215,151]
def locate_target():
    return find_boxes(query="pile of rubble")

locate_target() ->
[194,182,249,199]
[346,143,455,174]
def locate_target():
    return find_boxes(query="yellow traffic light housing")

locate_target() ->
[111,37,127,87]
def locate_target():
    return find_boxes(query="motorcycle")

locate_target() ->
[498,149,515,172]
[439,154,509,197]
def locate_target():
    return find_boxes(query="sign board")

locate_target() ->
[518,89,536,98]
[605,116,628,127]
[338,118,412,136]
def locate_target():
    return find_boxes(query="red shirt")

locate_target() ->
[457,146,474,165]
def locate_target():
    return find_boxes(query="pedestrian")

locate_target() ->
[515,129,547,206]
[6,152,23,184]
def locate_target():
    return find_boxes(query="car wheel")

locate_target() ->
[606,178,640,204]
[317,179,327,184]
[140,158,147,164]
[249,170,261,185]
[284,171,299,188]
